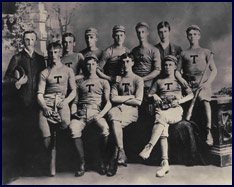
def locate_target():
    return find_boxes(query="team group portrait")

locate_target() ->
[2,2,232,185]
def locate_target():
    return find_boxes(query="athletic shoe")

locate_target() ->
[139,143,153,160]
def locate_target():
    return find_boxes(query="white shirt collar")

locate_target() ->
[160,41,169,50]
[24,48,34,58]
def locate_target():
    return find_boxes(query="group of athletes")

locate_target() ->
[4,21,217,178]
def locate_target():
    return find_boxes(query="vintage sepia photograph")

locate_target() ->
[2,2,232,185]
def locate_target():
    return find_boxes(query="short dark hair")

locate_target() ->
[120,52,134,62]
[23,30,37,41]
[157,21,171,32]
[47,41,62,51]
[62,32,76,43]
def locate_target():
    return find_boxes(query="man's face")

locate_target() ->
[85,34,97,48]
[121,57,134,73]
[63,36,75,52]
[158,27,170,43]
[24,33,36,51]
[187,29,200,45]
[113,31,125,45]
[164,60,176,75]
[48,48,61,63]
[85,58,97,74]
[8,16,14,23]
[136,27,149,42]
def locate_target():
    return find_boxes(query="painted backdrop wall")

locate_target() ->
[3,2,232,92]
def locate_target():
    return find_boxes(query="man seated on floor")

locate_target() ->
[107,53,144,176]
[139,55,194,177]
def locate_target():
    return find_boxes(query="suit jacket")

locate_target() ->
[4,49,46,107]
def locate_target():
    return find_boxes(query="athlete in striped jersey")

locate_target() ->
[97,25,130,83]
[61,33,84,79]
[80,28,102,60]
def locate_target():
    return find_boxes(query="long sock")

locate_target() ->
[203,101,212,129]
[43,137,51,170]
[99,136,108,161]
[149,123,165,146]
[112,121,124,149]
[73,138,85,163]
[43,136,51,150]
[160,137,168,160]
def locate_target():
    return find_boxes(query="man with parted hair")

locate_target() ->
[107,53,144,176]
[61,32,84,79]
[155,21,188,88]
[37,42,76,175]
[4,30,46,175]
[155,21,182,65]
[177,25,217,146]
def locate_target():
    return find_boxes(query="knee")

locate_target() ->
[97,118,110,136]
[107,108,117,121]
[69,120,82,138]
[61,118,70,129]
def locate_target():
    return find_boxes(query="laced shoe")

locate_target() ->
[156,160,170,177]
[139,143,153,160]
[117,148,127,167]
[75,162,85,177]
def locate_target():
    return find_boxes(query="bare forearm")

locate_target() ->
[75,74,84,80]
[111,95,134,104]
[71,103,77,114]
[143,70,160,81]
[178,93,194,104]
[124,98,142,106]
[37,94,48,110]
[97,69,112,81]
[207,68,217,85]
[98,101,112,118]
[64,89,76,104]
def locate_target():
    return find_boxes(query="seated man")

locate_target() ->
[139,55,194,177]
[69,54,111,177]
[107,53,144,170]
[37,42,76,175]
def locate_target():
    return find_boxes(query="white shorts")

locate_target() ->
[154,106,183,137]
[107,104,138,128]
[69,107,109,138]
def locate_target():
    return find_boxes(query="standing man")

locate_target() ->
[107,53,144,175]
[4,30,46,174]
[131,22,161,117]
[80,28,102,60]
[132,22,161,94]
[37,42,76,175]
[155,21,187,86]
[177,25,217,146]
[97,25,130,83]
[61,32,84,79]
[155,21,182,64]
[69,54,111,177]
